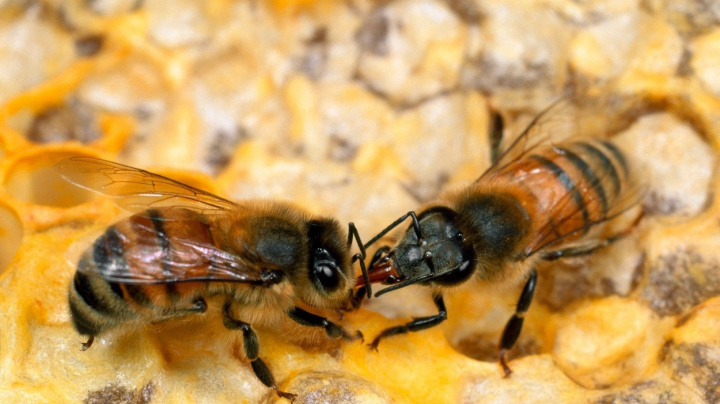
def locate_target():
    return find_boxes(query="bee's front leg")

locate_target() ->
[223,300,296,402]
[368,292,446,351]
[288,307,363,342]
[345,245,395,311]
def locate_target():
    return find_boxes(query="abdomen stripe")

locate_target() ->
[557,147,609,217]
[529,154,590,224]
[146,209,179,301]
[576,141,621,196]
[600,140,628,176]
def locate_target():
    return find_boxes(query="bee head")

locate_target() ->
[299,219,353,308]
[384,207,477,292]
[374,193,529,297]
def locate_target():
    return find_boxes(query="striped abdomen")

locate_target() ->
[489,139,632,253]
[68,209,216,337]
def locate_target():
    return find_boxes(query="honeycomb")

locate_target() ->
[1,1,719,403]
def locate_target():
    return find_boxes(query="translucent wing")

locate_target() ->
[480,97,579,181]
[55,156,241,214]
[73,211,265,284]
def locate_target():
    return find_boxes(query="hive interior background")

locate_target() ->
[1,0,720,403]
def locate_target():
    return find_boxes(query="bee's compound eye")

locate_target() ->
[311,247,342,294]
[313,264,340,293]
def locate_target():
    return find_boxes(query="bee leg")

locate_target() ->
[348,222,372,299]
[370,246,392,267]
[150,297,208,324]
[498,268,537,377]
[348,287,366,310]
[368,293,446,351]
[540,242,610,261]
[348,246,393,310]
[541,214,643,261]
[363,212,422,252]
[489,107,505,164]
[223,301,296,401]
[80,336,95,351]
[288,307,363,342]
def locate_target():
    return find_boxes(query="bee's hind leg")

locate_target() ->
[540,214,644,262]
[151,297,208,324]
[540,242,610,261]
[223,300,296,402]
[498,268,537,377]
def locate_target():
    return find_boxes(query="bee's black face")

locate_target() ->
[394,207,477,287]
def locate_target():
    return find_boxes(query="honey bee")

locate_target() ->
[360,99,643,376]
[56,156,373,401]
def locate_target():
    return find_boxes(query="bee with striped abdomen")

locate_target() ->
[360,99,643,376]
[56,156,373,401]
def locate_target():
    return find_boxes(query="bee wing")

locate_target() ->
[55,156,241,215]
[74,212,265,284]
[480,97,579,181]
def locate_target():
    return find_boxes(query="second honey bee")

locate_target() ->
[56,156,373,401]
[360,99,643,376]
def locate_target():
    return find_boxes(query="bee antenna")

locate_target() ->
[409,211,422,242]
[348,222,372,298]
[362,211,422,249]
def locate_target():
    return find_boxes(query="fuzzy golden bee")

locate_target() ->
[56,156,373,401]
[360,100,643,375]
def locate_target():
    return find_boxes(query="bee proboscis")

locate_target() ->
[57,156,373,401]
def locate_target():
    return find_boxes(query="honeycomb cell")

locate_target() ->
[2,148,96,207]
[552,297,672,388]
[284,371,391,404]
[537,237,645,310]
[0,201,22,274]
[640,249,720,317]
[355,0,466,105]
[27,101,102,144]
[83,383,154,404]
[614,112,715,216]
